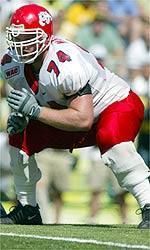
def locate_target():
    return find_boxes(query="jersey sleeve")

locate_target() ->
[58,54,91,97]
[0,51,23,90]
[1,51,15,84]
[0,52,11,80]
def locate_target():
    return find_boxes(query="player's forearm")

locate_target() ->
[37,106,94,131]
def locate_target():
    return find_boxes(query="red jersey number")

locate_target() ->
[47,60,60,77]
[47,50,71,77]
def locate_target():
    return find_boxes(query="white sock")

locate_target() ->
[129,179,150,208]
[17,185,37,207]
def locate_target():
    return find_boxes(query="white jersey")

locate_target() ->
[1,36,130,121]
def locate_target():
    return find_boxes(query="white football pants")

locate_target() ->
[9,146,41,206]
[102,141,150,208]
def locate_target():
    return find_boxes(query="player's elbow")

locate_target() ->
[80,116,94,131]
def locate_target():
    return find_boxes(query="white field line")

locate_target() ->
[0,232,150,249]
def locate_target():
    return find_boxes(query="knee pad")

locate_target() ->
[102,141,150,189]
[9,146,41,186]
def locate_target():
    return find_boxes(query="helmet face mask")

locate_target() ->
[6,26,50,63]
[6,4,53,64]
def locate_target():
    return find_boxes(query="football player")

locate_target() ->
[0,4,150,228]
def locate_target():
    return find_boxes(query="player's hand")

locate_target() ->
[7,112,29,135]
[7,88,41,119]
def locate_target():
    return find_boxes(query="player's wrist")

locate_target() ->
[35,106,45,119]
[30,105,41,120]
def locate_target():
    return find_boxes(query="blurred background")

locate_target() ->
[0,0,149,225]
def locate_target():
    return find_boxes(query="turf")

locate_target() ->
[0,224,150,250]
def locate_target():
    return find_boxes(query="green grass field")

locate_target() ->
[0,224,150,250]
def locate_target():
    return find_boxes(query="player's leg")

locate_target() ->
[96,91,150,229]
[4,117,96,224]
[0,146,42,224]
[52,150,71,224]
[86,151,107,223]
[102,141,150,228]
[10,146,41,206]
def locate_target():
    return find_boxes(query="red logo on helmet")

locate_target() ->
[38,11,52,27]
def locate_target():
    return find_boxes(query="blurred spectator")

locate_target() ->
[125,15,149,81]
[65,0,97,27]
[0,132,15,202]
[41,0,71,19]
[84,147,108,224]
[117,16,143,49]
[75,15,125,73]
[126,39,148,79]
[75,15,124,53]
[36,149,75,224]
[128,54,150,101]
[52,9,77,40]
[107,0,139,26]
[80,147,128,224]
[128,16,144,42]
[141,16,150,51]
[127,54,150,167]
[53,0,97,41]
[126,13,149,86]
[95,0,111,20]
[137,0,150,17]
[105,1,140,52]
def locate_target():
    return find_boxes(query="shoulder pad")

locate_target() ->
[1,54,12,66]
